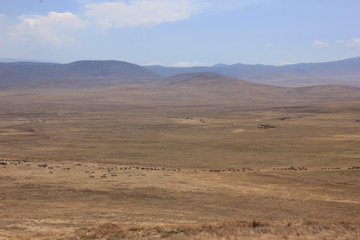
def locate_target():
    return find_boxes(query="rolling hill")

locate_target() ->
[146,57,360,87]
[0,60,160,89]
[2,57,359,90]
[84,72,360,107]
[0,59,359,105]
[160,73,360,104]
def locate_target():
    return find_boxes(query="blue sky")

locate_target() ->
[0,0,359,66]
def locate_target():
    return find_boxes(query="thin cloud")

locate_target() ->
[349,38,360,48]
[14,11,88,46]
[144,61,164,66]
[312,40,329,47]
[334,39,344,44]
[171,61,204,67]
[205,0,263,12]
[280,61,297,66]
[85,0,200,30]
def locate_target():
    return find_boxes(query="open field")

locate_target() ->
[0,89,359,239]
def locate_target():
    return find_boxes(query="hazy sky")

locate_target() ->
[0,0,359,66]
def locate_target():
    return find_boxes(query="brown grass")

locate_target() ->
[57,220,359,240]
[0,88,359,239]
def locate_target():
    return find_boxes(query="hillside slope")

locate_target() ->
[146,57,360,87]
[89,73,360,106]
[0,60,160,89]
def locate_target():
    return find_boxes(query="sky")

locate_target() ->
[0,0,359,66]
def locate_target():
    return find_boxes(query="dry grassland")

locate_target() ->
[0,89,359,239]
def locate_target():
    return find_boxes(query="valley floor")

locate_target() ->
[0,159,359,239]
[0,90,359,239]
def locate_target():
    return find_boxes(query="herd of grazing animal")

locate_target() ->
[0,159,27,166]
[273,166,308,171]
[1,159,359,180]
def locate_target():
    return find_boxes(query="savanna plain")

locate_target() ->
[0,87,359,240]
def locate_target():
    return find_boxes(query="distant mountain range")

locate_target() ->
[1,57,360,89]
[0,60,160,89]
[146,57,360,87]
[0,58,359,104]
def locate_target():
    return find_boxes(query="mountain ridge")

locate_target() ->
[2,57,360,88]
[146,57,360,87]
[0,60,160,89]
